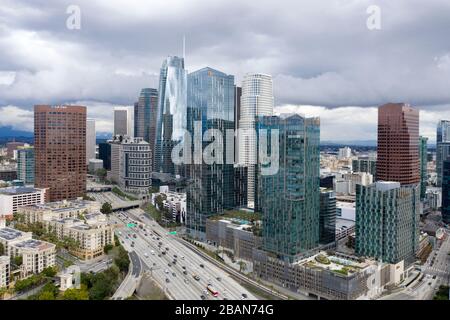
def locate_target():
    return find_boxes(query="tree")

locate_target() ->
[42,266,58,278]
[95,168,107,181]
[13,255,23,267]
[103,244,113,254]
[114,246,130,273]
[62,286,89,300]
[0,243,4,256]
[100,202,113,214]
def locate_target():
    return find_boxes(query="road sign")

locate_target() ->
[127,223,136,228]
[168,231,177,235]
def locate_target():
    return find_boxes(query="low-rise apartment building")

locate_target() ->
[0,256,10,288]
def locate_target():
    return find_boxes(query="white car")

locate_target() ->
[144,253,148,258]
[151,250,155,255]
[165,269,169,274]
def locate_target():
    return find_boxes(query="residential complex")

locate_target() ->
[0,256,10,289]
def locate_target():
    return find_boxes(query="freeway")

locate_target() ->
[88,192,140,211]
[112,211,257,300]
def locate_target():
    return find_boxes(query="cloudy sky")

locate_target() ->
[0,0,450,142]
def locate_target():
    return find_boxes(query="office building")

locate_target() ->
[356,181,419,265]
[154,56,187,175]
[234,86,242,163]
[98,142,111,171]
[377,103,420,185]
[238,73,274,209]
[0,187,46,219]
[119,137,152,197]
[352,158,376,176]
[86,119,96,165]
[419,136,428,200]
[6,142,25,159]
[319,189,336,244]
[134,88,158,149]
[338,147,352,159]
[186,67,235,239]
[34,105,87,202]
[257,114,320,260]
[442,160,450,224]
[114,106,133,137]
[436,120,450,186]
[88,159,104,174]
[16,146,34,185]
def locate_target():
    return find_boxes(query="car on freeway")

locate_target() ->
[151,250,155,255]
[172,273,176,277]
[200,264,205,268]
[241,293,248,299]
[164,269,169,274]
[166,278,170,283]
[158,254,162,257]
[183,271,188,275]
[181,256,185,260]
[144,253,148,258]
[184,279,189,284]
[182,266,186,270]
[216,277,222,282]
[200,295,206,300]
[166,247,170,251]
[172,260,177,265]
[162,251,166,255]
[174,255,178,259]
[193,274,200,281]
[168,263,172,267]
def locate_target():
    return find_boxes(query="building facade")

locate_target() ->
[16,146,34,185]
[86,119,96,165]
[319,189,336,245]
[376,103,420,185]
[0,256,10,289]
[442,160,450,224]
[257,114,320,261]
[419,136,428,200]
[436,120,450,187]
[134,88,158,149]
[352,158,376,176]
[154,56,187,175]
[98,142,111,171]
[34,105,87,202]
[356,182,419,265]
[0,187,46,219]
[186,67,235,239]
[114,107,133,137]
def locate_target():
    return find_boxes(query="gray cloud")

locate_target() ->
[0,0,450,140]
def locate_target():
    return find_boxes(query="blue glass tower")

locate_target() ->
[17,147,34,185]
[154,56,187,175]
[257,114,320,261]
[436,120,450,186]
[186,67,235,239]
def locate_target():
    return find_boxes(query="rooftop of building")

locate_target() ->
[208,209,261,223]
[13,239,55,250]
[336,218,355,231]
[0,227,28,241]
[24,199,97,211]
[295,251,369,276]
[0,186,44,196]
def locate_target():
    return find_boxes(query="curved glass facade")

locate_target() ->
[154,56,187,174]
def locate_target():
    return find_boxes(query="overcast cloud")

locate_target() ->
[0,0,450,141]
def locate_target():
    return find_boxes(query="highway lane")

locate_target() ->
[113,212,256,300]
[124,209,257,300]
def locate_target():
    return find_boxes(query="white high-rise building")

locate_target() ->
[114,107,133,137]
[238,73,274,209]
[338,146,352,159]
[86,119,96,165]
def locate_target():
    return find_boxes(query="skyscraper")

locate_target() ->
[442,160,450,224]
[234,86,242,163]
[34,105,86,202]
[356,181,419,265]
[17,146,34,185]
[257,114,320,261]
[186,67,235,239]
[419,136,428,200]
[154,56,187,175]
[238,74,274,209]
[98,142,111,171]
[114,107,133,137]
[377,103,420,185]
[134,88,158,150]
[319,189,336,245]
[86,119,96,164]
[436,120,450,187]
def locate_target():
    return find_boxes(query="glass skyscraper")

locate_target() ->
[257,114,320,261]
[134,88,158,151]
[17,147,34,185]
[356,181,419,265]
[436,120,450,187]
[319,189,336,245]
[442,160,450,224]
[154,56,187,175]
[186,67,235,239]
[419,136,428,200]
